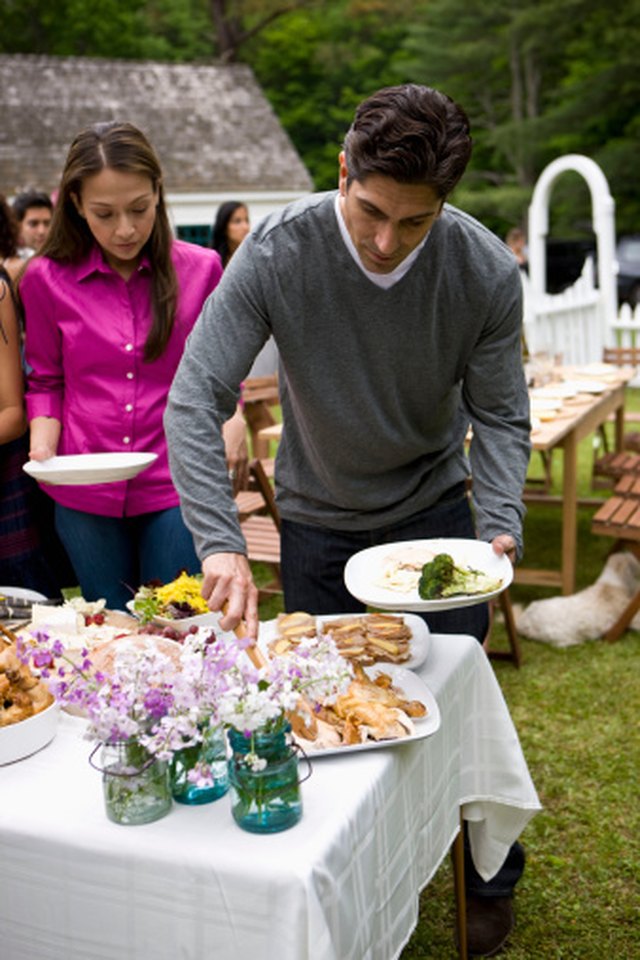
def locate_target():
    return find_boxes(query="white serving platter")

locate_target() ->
[344,538,513,613]
[23,452,157,486]
[0,586,48,604]
[0,702,59,765]
[293,664,440,757]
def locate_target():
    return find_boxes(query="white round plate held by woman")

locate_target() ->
[344,538,513,612]
[23,452,157,486]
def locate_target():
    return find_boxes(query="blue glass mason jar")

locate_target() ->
[170,723,229,805]
[92,739,172,826]
[227,723,309,833]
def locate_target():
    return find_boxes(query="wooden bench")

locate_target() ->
[591,482,640,641]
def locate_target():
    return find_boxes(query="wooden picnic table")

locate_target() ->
[518,366,636,594]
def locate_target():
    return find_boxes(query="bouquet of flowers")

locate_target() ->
[17,626,353,774]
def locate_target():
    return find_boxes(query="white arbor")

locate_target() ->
[524,154,617,365]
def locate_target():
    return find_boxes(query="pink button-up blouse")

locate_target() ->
[22,240,222,517]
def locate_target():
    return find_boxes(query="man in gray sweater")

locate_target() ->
[165,83,530,956]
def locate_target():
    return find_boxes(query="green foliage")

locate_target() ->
[246,0,416,188]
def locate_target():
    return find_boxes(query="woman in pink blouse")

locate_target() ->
[21,121,248,609]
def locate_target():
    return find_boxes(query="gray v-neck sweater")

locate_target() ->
[165,191,531,560]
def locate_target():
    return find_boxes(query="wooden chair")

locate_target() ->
[592,347,640,487]
[242,375,280,459]
[591,477,640,641]
[239,459,282,599]
[483,591,523,668]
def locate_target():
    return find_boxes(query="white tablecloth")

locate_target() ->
[0,633,540,960]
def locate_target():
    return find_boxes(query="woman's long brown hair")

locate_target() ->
[40,121,178,361]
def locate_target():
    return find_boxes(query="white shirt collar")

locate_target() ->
[334,193,429,289]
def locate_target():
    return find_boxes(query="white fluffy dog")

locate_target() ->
[514,550,640,647]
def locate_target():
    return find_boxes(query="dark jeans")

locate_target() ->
[281,484,524,897]
[55,503,200,610]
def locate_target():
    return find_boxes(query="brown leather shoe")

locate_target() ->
[465,896,515,957]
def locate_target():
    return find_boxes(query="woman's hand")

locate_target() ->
[29,416,61,461]
[222,407,249,492]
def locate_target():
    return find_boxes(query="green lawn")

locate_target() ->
[256,390,640,959]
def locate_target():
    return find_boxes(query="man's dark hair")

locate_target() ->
[343,84,472,198]
[12,189,53,222]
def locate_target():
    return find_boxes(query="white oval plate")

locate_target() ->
[0,702,59,765]
[126,600,221,634]
[293,664,440,757]
[344,538,513,612]
[23,452,157,486]
[258,613,430,671]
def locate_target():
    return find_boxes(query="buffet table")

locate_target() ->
[0,632,540,960]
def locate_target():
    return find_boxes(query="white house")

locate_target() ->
[0,54,314,241]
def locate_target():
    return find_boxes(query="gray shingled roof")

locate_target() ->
[0,54,313,196]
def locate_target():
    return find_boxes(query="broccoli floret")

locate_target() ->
[418,553,456,599]
[418,552,502,600]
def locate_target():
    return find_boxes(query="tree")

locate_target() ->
[208,0,318,62]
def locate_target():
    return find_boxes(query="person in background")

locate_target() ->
[12,189,53,259]
[0,262,66,595]
[165,83,531,957]
[211,200,250,268]
[0,194,24,282]
[505,227,528,272]
[20,121,248,610]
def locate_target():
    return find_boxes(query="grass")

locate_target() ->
[255,390,640,959]
[396,391,640,958]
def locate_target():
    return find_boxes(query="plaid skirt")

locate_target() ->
[0,433,69,597]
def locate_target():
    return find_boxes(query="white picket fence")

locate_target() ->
[522,260,640,367]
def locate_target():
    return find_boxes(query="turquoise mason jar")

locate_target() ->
[170,724,229,805]
[227,724,304,833]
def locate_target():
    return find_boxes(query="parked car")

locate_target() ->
[616,235,640,307]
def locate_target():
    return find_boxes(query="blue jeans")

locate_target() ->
[281,484,524,897]
[281,482,489,641]
[55,504,200,610]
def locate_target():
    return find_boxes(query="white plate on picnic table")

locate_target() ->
[344,538,513,612]
[24,452,157,485]
[560,379,607,394]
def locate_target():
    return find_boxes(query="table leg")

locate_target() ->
[561,431,578,595]
[452,816,468,960]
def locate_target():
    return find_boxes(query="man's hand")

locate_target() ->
[491,534,516,566]
[222,409,249,493]
[200,552,259,639]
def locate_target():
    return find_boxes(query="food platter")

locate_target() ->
[258,613,430,670]
[23,452,157,486]
[293,664,440,757]
[344,538,513,612]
